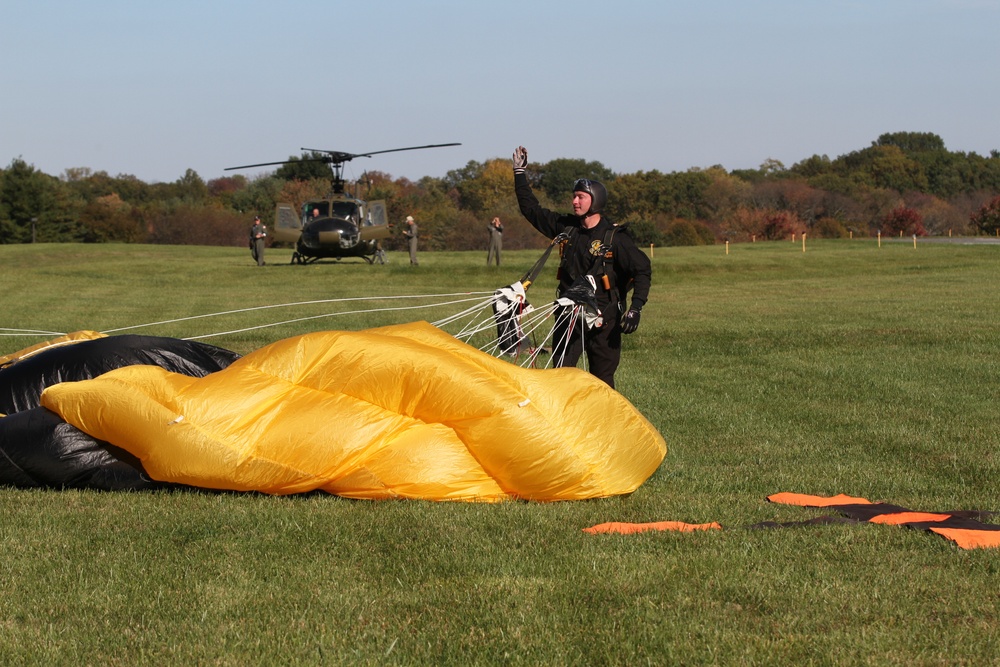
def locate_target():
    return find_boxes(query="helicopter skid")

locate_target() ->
[291,250,378,265]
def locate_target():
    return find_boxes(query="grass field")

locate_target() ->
[2,240,999,665]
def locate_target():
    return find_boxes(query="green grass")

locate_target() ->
[2,240,999,665]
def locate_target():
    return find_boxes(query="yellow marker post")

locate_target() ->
[725,240,729,255]
[877,231,882,248]
[802,233,807,252]
[912,234,917,249]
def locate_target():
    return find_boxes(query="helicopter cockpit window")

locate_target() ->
[331,202,360,222]
[304,202,330,220]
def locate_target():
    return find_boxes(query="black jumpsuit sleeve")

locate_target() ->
[514,172,570,239]
[614,233,652,310]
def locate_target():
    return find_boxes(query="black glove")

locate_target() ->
[621,309,641,334]
[512,146,528,174]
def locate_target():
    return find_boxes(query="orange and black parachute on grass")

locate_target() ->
[0,332,240,490]
[583,492,1000,550]
[764,492,1000,550]
[38,322,666,501]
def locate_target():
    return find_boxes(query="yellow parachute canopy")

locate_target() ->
[42,322,665,501]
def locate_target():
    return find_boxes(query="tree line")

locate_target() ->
[2,131,999,252]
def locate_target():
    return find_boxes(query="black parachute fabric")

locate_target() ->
[0,334,240,415]
[560,274,600,316]
[0,335,240,490]
[0,407,171,490]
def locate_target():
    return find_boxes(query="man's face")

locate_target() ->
[572,191,592,216]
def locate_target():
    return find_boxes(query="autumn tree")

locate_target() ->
[536,157,614,202]
[276,178,330,217]
[903,192,966,236]
[858,145,929,193]
[662,219,712,246]
[79,193,143,242]
[173,168,209,204]
[812,217,850,238]
[881,206,926,236]
[145,203,247,246]
[875,131,946,153]
[607,169,712,222]
[970,195,1000,235]
[702,166,751,218]
[207,174,248,208]
[790,154,833,179]
[229,175,285,220]
[452,159,513,215]
[749,178,827,224]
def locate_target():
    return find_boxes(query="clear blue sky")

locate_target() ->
[2,0,998,184]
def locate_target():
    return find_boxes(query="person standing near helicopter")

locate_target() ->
[512,146,650,389]
[403,215,419,265]
[249,215,267,266]
[486,216,503,266]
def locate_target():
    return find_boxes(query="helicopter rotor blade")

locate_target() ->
[300,143,462,163]
[225,157,331,171]
[226,143,461,171]
[351,143,462,159]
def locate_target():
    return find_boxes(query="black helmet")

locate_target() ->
[573,179,607,215]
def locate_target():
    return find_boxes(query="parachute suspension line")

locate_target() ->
[178,234,578,353]
[0,328,68,337]
[511,305,562,367]
[430,284,555,362]
[431,234,568,342]
[434,233,594,368]
[477,307,535,358]
[548,306,574,370]
[510,304,563,370]
[457,231,566,351]
[430,295,499,330]
[548,305,589,371]
[101,291,494,335]
[183,295,490,341]
[451,307,504,344]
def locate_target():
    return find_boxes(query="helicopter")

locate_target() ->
[226,143,460,264]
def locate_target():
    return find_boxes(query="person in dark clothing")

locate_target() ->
[250,216,267,266]
[487,216,503,266]
[512,146,650,388]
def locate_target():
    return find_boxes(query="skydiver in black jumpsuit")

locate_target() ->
[512,146,651,389]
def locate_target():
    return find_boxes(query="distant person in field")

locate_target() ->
[403,215,419,265]
[487,216,503,266]
[250,216,267,266]
[512,145,651,389]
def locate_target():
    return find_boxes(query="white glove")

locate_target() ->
[512,146,528,174]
